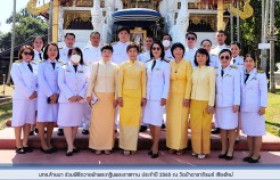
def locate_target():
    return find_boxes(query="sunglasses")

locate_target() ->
[152,47,161,51]
[187,37,196,41]
[220,56,230,60]
[23,52,33,56]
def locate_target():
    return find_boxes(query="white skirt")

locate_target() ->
[241,112,266,136]
[215,106,238,130]
[37,97,58,122]
[12,99,36,127]
[57,102,84,127]
[143,100,164,127]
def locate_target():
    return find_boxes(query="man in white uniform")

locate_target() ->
[184,32,198,67]
[162,34,173,61]
[138,36,153,63]
[112,27,131,65]
[210,30,230,57]
[57,33,76,136]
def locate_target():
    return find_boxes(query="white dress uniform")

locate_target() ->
[164,48,173,61]
[83,45,102,67]
[183,47,198,67]
[59,46,71,64]
[215,65,240,129]
[10,61,38,127]
[37,59,61,122]
[33,49,43,64]
[231,55,244,72]
[209,55,220,67]
[57,62,90,127]
[143,58,170,126]
[82,45,102,130]
[210,44,229,57]
[240,68,267,136]
[138,50,151,63]
[112,41,130,65]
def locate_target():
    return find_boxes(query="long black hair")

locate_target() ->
[150,41,165,60]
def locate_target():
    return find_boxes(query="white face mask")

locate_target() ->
[162,40,171,48]
[70,54,81,64]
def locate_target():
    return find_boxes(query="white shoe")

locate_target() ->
[198,154,206,159]
[192,152,197,156]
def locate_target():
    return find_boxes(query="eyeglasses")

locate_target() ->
[220,56,230,60]
[23,52,33,56]
[152,47,161,51]
[187,37,196,41]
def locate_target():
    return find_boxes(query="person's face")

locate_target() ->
[90,34,100,47]
[173,47,184,59]
[22,49,33,62]
[47,45,58,60]
[64,35,75,48]
[33,38,43,51]
[118,30,130,43]
[127,48,139,60]
[244,56,255,72]
[215,32,226,45]
[101,49,113,60]
[196,52,207,66]
[145,38,153,50]
[230,44,240,58]
[151,44,162,59]
[186,34,197,48]
[201,41,212,53]
[219,52,231,68]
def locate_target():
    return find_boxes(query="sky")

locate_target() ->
[0,0,50,33]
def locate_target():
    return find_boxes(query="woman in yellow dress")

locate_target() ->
[87,45,118,155]
[190,48,215,159]
[118,44,147,155]
[166,43,192,155]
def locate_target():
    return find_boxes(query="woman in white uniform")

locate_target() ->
[215,49,240,160]
[10,45,37,154]
[57,47,89,156]
[143,41,170,158]
[37,43,61,154]
[241,54,267,163]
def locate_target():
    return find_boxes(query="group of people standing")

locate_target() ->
[11,27,267,164]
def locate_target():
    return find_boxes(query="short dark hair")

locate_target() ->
[230,41,241,49]
[90,31,101,37]
[117,26,130,34]
[219,49,232,58]
[186,32,197,40]
[200,39,212,46]
[101,45,114,53]
[68,47,84,65]
[194,48,210,66]
[150,41,165,60]
[126,43,140,53]
[64,33,76,39]
[18,45,34,60]
[244,53,256,63]
[43,43,60,60]
[163,34,172,41]
[216,30,226,36]
[171,42,185,58]
[146,36,154,41]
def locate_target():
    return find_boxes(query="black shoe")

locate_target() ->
[161,124,166,130]
[40,147,53,154]
[57,128,64,136]
[148,150,152,156]
[218,153,227,159]
[243,156,251,162]
[211,128,220,134]
[140,125,148,132]
[73,148,80,153]
[34,128,39,134]
[82,129,89,135]
[248,156,261,163]
[16,147,25,154]
[151,153,159,159]
[29,130,35,136]
[23,146,33,153]
[66,151,73,156]
[225,155,234,160]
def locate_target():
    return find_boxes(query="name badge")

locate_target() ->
[156,68,161,71]
[78,70,84,73]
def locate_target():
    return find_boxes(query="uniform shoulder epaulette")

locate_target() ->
[58,61,67,65]
[111,41,117,46]
[162,59,170,63]
[257,69,264,73]
[83,47,90,50]
[240,56,244,59]
[14,60,21,63]
[215,66,219,69]
[145,59,153,63]
[230,65,238,69]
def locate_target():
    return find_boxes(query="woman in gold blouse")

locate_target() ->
[166,43,192,155]
[87,45,118,155]
[190,48,215,159]
[118,44,147,155]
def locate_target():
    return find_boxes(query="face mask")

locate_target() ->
[70,54,81,64]
[162,40,171,48]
